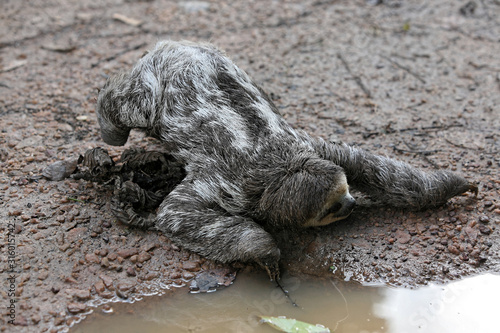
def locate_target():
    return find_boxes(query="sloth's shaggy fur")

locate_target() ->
[96,40,476,279]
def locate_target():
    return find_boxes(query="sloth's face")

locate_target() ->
[303,174,356,227]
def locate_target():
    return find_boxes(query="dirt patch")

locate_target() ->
[1,0,499,332]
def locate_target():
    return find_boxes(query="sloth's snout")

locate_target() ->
[337,192,356,218]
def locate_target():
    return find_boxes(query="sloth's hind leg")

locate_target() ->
[156,181,281,281]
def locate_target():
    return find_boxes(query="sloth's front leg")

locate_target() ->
[156,181,281,281]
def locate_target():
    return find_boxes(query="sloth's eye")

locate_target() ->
[327,202,342,215]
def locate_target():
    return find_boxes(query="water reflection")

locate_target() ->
[374,273,500,333]
[72,272,500,333]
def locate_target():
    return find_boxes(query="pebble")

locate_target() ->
[143,271,159,280]
[116,281,135,292]
[117,248,139,258]
[67,303,87,314]
[479,225,492,235]
[141,243,157,252]
[93,281,105,294]
[67,288,90,300]
[479,215,490,223]
[85,253,100,264]
[126,267,136,276]
[448,245,460,255]
[38,271,49,280]
[137,252,151,263]
[99,274,114,290]
[100,257,110,268]
[395,229,411,244]
[181,261,200,272]
[31,314,41,324]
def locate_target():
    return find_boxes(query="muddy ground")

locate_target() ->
[1,0,499,332]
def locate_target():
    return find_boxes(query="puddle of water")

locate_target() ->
[71,272,500,333]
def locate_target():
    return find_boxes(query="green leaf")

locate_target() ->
[259,316,331,333]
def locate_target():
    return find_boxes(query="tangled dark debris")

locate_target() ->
[44,147,186,225]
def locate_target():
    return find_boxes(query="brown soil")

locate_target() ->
[1,0,499,332]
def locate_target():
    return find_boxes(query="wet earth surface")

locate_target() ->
[1,0,499,332]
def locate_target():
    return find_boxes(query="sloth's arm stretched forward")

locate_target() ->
[312,139,477,210]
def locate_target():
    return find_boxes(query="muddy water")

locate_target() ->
[72,272,500,333]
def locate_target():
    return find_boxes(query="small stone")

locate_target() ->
[395,229,411,244]
[116,281,135,292]
[101,257,110,268]
[31,314,41,324]
[85,253,100,264]
[67,303,87,314]
[42,159,78,181]
[141,243,157,252]
[99,274,114,290]
[93,281,105,294]
[99,291,115,299]
[117,248,139,258]
[9,210,22,216]
[116,289,129,299]
[182,261,200,272]
[479,215,490,223]
[143,271,159,281]
[479,225,492,235]
[67,288,91,300]
[54,316,65,326]
[448,245,460,255]
[65,276,78,284]
[126,267,136,276]
[13,315,29,326]
[38,271,49,280]
[137,252,151,263]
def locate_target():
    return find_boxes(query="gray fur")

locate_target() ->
[96,40,476,279]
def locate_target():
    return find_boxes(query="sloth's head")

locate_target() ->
[256,153,356,228]
[302,172,356,227]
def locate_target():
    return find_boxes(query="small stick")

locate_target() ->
[276,279,299,307]
[380,54,426,84]
[337,52,372,98]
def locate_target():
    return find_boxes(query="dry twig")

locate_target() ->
[380,54,426,84]
[337,52,372,98]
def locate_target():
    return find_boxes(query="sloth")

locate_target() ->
[96,40,476,280]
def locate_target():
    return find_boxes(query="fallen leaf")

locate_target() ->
[260,316,331,333]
